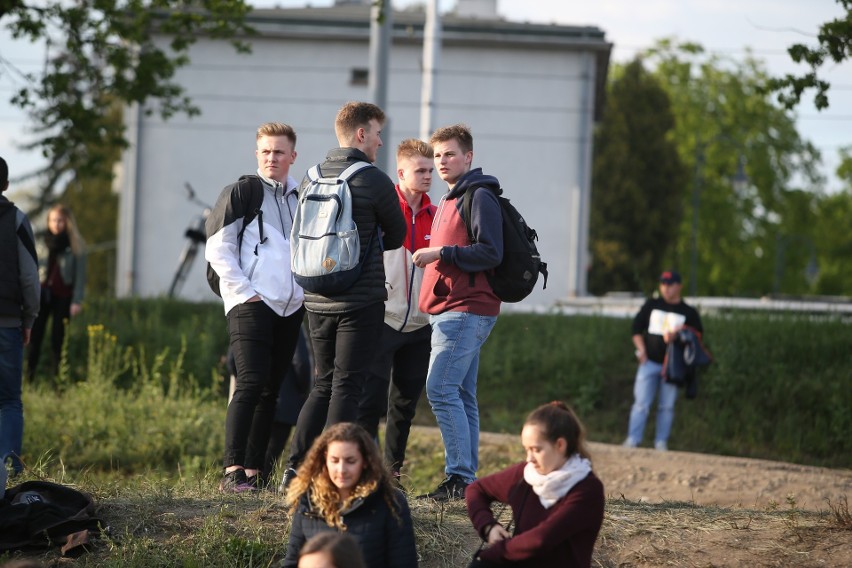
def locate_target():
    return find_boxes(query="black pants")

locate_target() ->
[224,302,304,469]
[358,323,431,471]
[286,302,384,469]
[27,290,71,379]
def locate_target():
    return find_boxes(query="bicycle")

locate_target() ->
[168,183,212,298]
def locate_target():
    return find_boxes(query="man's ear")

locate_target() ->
[356,127,366,143]
[290,150,297,165]
[464,150,473,167]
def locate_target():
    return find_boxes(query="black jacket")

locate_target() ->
[299,148,406,314]
[283,488,417,567]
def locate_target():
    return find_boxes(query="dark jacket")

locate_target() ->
[299,148,406,315]
[419,168,503,316]
[467,462,604,568]
[283,488,417,568]
[632,297,703,364]
[0,196,39,329]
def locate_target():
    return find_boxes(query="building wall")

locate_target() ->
[117,20,601,308]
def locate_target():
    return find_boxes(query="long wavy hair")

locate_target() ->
[285,422,399,530]
[48,204,85,255]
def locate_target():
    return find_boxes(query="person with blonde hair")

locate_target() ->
[205,121,305,492]
[283,422,417,567]
[297,532,366,568]
[357,138,436,484]
[465,401,605,567]
[27,204,86,380]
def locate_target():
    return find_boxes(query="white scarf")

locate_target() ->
[523,454,592,509]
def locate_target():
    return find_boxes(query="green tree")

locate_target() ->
[589,59,687,295]
[0,0,253,213]
[644,40,823,296]
[809,148,852,294]
[767,0,852,110]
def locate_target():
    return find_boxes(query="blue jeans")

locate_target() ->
[626,360,678,446]
[426,311,497,482]
[0,327,24,474]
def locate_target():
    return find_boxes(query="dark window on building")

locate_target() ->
[350,68,369,86]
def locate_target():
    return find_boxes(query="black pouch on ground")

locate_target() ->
[0,480,104,556]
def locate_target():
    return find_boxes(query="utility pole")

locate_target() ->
[419,0,441,141]
[369,0,392,172]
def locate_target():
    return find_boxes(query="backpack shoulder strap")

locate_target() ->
[338,161,373,181]
[462,185,499,244]
[307,164,322,182]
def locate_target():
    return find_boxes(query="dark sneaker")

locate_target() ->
[246,472,270,491]
[278,467,298,494]
[418,474,469,502]
[219,469,257,493]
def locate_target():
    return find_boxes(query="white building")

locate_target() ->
[116,0,611,307]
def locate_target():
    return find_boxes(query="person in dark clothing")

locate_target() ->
[466,402,605,568]
[297,532,366,568]
[280,102,406,490]
[624,270,703,451]
[283,422,417,568]
[0,156,40,476]
[357,138,436,483]
[27,204,86,380]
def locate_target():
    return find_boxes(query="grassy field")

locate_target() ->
[5,297,849,564]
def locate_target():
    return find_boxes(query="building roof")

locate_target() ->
[245,5,611,119]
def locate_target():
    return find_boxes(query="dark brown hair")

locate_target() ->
[524,401,591,461]
[298,532,366,568]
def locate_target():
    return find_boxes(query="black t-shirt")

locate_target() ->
[631,297,703,364]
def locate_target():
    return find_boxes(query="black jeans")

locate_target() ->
[287,302,385,468]
[224,301,304,469]
[358,323,431,471]
[27,290,71,379]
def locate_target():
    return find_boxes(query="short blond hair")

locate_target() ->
[334,101,386,142]
[430,124,473,154]
[396,138,433,163]
[256,122,297,147]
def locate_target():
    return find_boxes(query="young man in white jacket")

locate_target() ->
[205,122,305,492]
[357,139,436,483]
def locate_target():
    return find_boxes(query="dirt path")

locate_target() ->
[476,430,852,512]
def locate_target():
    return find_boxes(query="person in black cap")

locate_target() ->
[623,270,703,451]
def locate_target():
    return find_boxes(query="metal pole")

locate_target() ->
[419,0,441,141]
[369,0,392,171]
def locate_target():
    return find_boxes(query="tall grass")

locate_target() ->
[20,299,852,475]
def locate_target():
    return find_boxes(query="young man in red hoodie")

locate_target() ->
[413,124,503,501]
[358,138,437,484]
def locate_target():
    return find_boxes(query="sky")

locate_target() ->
[1,0,849,193]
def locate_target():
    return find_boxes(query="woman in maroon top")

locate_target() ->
[466,401,605,567]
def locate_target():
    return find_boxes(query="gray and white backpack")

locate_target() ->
[291,161,374,295]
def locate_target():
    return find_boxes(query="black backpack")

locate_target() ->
[205,176,265,297]
[462,186,548,303]
[0,480,103,555]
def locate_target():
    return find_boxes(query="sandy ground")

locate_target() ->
[588,441,852,511]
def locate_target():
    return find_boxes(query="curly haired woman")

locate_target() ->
[282,422,417,567]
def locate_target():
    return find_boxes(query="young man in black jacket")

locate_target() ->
[281,102,406,490]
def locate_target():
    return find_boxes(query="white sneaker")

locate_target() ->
[622,439,638,448]
[654,440,668,451]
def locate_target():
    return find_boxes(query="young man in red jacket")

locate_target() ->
[357,139,436,483]
[413,124,503,501]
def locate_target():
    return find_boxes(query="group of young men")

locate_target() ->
[205,101,504,500]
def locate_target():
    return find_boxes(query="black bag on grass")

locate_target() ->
[0,480,103,556]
